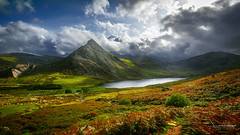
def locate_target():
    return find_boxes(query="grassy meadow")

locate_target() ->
[0,69,239,134]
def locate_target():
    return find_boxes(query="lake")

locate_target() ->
[102,78,185,88]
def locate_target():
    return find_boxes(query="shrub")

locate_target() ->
[65,89,72,93]
[165,93,191,107]
[119,98,132,105]
[82,112,99,119]
[76,89,82,93]
[81,88,89,93]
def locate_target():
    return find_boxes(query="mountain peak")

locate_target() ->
[83,39,104,51]
[87,39,98,45]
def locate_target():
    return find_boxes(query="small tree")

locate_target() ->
[81,88,89,93]
[76,89,82,93]
[119,98,132,105]
[165,93,191,107]
[65,89,72,93]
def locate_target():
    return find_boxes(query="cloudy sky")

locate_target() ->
[0,0,240,61]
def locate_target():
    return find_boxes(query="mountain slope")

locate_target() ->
[68,39,122,75]
[0,53,63,78]
[111,52,166,70]
[167,52,240,75]
[0,53,63,65]
[30,39,143,78]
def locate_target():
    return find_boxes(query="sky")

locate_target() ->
[0,0,240,61]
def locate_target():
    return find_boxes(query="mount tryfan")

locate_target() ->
[29,39,143,78]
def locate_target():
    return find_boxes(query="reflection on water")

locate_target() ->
[102,78,185,88]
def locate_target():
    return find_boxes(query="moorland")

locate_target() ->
[0,40,239,135]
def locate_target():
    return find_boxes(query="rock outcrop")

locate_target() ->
[12,64,36,77]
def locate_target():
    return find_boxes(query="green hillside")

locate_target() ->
[167,52,240,76]
[0,53,63,78]
[0,53,63,65]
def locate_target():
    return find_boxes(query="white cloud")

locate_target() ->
[15,0,34,12]
[0,21,102,56]
[85,0,113,16]
[116,0,159,23]
[57,25,97,55]
[114,0,189,23]
[181,0,216,10]
[96,20,130,36]
[139,25,161,40]
[0,21,57,55]
[0,21,120,56]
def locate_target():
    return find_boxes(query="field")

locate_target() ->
[0,69,239,134]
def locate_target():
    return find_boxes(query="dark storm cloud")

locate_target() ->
[110,1,240,61]
[0,21,59,56]
[212,0,230,8]
[160,1,240,57]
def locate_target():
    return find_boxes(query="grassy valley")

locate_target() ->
[0,68,239,134]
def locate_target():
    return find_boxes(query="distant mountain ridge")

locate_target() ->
[0,53,63,65]
[1,39,240,78]
[167,51,240,75]
[0,53,63,78]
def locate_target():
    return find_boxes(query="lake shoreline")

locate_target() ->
[101,78,186,88]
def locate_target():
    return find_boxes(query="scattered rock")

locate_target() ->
[80,125,95,135]
[3,126,10,131]
[29,98,38,102]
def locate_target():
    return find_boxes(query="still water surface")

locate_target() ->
[102,78,185,88]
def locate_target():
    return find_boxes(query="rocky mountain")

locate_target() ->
[29,39,142,78]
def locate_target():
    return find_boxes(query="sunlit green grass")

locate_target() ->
[0,57,16,62]
[0,89,60,96]
[114,61,125,69]
[53,76,88,85]
[0,104,38,116]
[0,73,107,89]
[120,58,135,67]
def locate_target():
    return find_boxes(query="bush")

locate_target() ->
[119,98,132,105]
[65,89,72,93]
[165,93,191,107]
[76,89,82,93]
[81,88,89,93]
